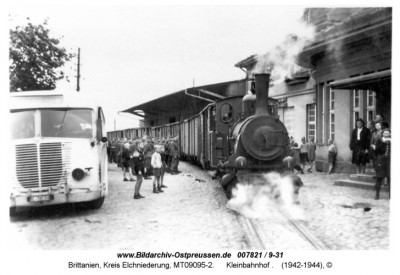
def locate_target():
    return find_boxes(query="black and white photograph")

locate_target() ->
[1,0,398,274]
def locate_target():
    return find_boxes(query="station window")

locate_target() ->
[329,88,335,140]
[306,104,316,141]
[367,90,375,107]
[354,90,360,108]
[330,113,335,140]
[330,89,335,110]
[352,89,376,126]
[366,90,376,123]
[353,90,361,127]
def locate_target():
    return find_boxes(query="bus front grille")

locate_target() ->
[15,142,70,189]
[16,144,39,188]
[40,143,63,187]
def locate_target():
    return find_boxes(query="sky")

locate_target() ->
[6,1,310,131]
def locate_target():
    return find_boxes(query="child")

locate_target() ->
[299,137,309,174]
[151,145,164,193]
[307,137,317,172]
[328,138,338,174]
[132,141,146,199]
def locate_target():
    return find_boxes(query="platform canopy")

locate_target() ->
[120,79,246,118]
[329,70,391,91]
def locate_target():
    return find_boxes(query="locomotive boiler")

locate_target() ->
[219,73,290,196]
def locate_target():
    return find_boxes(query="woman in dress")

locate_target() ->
[349,119,371,174]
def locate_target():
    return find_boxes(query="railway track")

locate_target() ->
[236,209,328,250]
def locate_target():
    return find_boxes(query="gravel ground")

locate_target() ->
[8,162,244,250]
[298,172,390,249]
[7,163,390,250]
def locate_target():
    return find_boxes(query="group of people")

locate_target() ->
[107,135,181,199]
[350,115,391,200]
[286,114,390,200]
[288,136,319,174]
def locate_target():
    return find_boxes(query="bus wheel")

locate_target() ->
[85,196,105,209]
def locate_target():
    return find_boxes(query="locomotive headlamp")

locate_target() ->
[72,168,85,181]
[236,156,248,168]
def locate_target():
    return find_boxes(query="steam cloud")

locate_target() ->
[253,19,315,83]
[227,172,305,221]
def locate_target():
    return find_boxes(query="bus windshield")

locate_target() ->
[10,108,93,139]
[11,110,36,139]
[41,109,93,138]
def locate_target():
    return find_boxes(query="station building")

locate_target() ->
[298,7,391,172]
[235,7,391,173]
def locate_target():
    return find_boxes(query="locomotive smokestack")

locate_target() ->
[254,73,270,116]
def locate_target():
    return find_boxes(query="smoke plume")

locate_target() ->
[227,172,305,221]
[253,19,315,83]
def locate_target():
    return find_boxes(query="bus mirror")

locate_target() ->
[101,137,108,143]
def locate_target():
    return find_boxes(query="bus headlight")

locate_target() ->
[72,168,85,181]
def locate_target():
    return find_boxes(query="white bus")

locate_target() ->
[9,91,108,214]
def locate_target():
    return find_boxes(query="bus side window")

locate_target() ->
[97,107,107,142]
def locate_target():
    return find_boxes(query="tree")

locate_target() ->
[9,18,75,92]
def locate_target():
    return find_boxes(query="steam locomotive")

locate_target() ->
[107,73,290,195]
[213,73,290,196]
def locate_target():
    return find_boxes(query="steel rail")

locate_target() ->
[236,210,328,250]
[279,210,328,250]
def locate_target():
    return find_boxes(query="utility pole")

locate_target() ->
[77,48,81,92]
